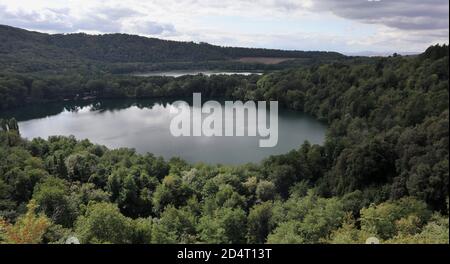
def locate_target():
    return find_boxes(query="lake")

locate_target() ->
[1,99,327,164]
[133,70,263,77]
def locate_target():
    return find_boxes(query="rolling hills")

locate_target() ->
[0,25,345,73]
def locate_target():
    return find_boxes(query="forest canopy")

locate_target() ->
[0,25,345,74]
[0,44,448,244]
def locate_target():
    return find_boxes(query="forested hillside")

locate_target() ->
[0,44,448,244]
[0,25,344,74]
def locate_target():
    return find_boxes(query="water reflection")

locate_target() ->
[134,71,263,78]
[1,99,327,164]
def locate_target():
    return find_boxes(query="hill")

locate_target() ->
[0,25,345,73]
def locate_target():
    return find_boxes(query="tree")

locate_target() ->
[118,174,140,216]
[8,118,19,132]
[0,119,7,131]
[65,151,99,182]
[0,200,50,244]
[330,139,396,195]
[44,151,67,178]
[386,213,449,244]
[256,180,276,201]
[198,207,247,244]
[360,197,431,240]
[152,175,193,214]
[151,205,197,243]
[327,214,371,244]
[268,194,345,243]
[75,202,134,244]
[131,218,152,244]
[267,165,296,199]
[247,202,274,243]
[33,177,76,227]
[214,184,246,209]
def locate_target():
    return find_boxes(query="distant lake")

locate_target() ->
[1,99,327,164]
[133,70,263,77]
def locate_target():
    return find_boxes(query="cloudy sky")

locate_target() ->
[0,0,448,54]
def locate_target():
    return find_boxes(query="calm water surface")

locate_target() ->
[1,99,327,164]
[134,70,263,77]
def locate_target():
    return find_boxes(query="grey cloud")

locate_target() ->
[312,0,449,31]
[94,6,142,21]
[72,6,177,36]
[269,0,303,12]
[0,4,176,36]
[73,10,124,33]
[133,21,176,35]
[0,4,73,31]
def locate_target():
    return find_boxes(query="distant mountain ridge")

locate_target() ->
[0,24,345,73]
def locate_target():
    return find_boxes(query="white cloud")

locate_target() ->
[0,2,177,35]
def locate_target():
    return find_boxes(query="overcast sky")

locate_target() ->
[0,0,448,54]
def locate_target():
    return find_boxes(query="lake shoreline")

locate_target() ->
[7,98,327,164]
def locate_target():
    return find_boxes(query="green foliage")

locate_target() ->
[132,218,152,244]
[75,202,134,244]
[33,177,76,227]
[267,193,345,244]
[198,207,247,244]
[328,200,448,244]
[251,46,449,209]
[65,152,99,182]
[328,215,371,244]
[152,175,193,214]
[266,165,296,199]
[360,197,431,240]
[0,44,448,244]
[256,180,276,202]
[386,213,449,244]
[247,202,275,243]
[0,25,344,84]
[0,200,50,244]
[151,205,197,243]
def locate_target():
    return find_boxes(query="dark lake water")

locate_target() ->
[1,99,327,164]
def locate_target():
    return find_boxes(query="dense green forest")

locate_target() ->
[0,25,344,74]
[0,44,448,244]
[0,72,261,110]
